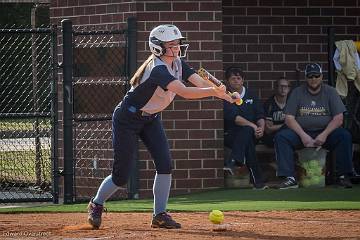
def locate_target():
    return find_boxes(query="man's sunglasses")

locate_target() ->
[306,74,321,79]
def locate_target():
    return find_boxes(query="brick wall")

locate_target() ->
[50,0,224,200]
[223,0,360,101]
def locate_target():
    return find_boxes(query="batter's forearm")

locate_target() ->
[177,86,216,99]
[188,73,214,88]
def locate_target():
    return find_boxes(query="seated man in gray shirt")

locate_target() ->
[274,63,354,189]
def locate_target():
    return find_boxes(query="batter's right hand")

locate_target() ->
[214,85,233,103]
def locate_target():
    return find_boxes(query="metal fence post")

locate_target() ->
[327,27,335,87]
[31,4,43,187]
[62,19,74,204]
[126,17,139,199]
[51,24,60,204]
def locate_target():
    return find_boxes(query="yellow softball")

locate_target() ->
[230,92,243,105]
[209,210,224,224]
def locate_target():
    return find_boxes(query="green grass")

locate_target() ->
[0,118,51,131]
[1,186,360,213]
[0,150,51,182]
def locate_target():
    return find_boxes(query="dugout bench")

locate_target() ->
[223,143,360,188]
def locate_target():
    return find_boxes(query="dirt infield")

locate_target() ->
[1,211,360,239]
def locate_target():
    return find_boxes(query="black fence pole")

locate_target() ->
[327,27,338,185]
[62,19,74,204]
[327,27,335,87]
[51,24,60,204]
[126,17,139,199]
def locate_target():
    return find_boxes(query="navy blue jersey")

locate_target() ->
[224,87,265,133]
[123,56,195,114]
[263,95,286,125]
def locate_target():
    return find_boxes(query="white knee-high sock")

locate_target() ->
[153,173,171,215]
[93,175,119,205]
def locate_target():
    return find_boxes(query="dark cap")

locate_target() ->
[305,63,322,76]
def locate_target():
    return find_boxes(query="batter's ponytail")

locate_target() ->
[130,54,155,87]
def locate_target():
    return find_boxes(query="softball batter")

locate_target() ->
[87,24,238,229]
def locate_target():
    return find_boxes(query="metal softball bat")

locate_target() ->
[198,68,243,105]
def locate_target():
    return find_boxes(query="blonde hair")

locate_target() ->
[130,54,155,86]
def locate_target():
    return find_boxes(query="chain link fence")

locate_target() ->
[72,25,129,201]
[1,19,136,203]
[0,26,58,203]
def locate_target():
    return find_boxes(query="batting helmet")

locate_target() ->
[148,24,189,57]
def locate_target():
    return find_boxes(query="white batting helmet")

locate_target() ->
[148,24,189,57]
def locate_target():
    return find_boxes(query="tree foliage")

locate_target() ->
[0,3,49,27]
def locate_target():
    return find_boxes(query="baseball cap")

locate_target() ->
[305,63,322,77]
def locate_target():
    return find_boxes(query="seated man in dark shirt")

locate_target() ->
[223,67,268,189]
[263,77,290,147]
[274,63,354,189]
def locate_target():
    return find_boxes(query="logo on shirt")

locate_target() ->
[311,101,316,107]
[273,111,285,122]
[299,106,328,116]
